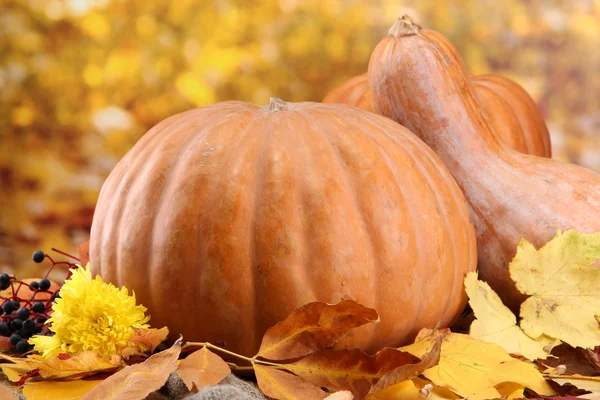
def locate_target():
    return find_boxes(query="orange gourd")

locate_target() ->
[90,99,476,355]
[368,16,600,310]
[324,72,551,157]
[474,75,551,157]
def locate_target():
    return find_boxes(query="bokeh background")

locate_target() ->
[1,0,599,279]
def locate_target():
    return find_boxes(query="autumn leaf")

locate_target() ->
[547,374,600,394]
[23,379,103,400]
[368,336,442,395]
[81,337,181,400]
[510,230,600,349]
[464,271,558,360]
[366,379,422,400]
[537,343,600,376]
[254,364,329,400]
[256,300,379,361]
[400,329,555,400]
[0,384,19,400]
[177,346,231,390]
[121,326,169,359]
[0,353,36,382]
[284,347,419,398]
[35,351,121,380]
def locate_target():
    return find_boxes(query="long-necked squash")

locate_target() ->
[368,16,600,310]
[324,72,551,157]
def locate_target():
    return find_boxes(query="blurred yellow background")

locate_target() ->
[1,0,599,278]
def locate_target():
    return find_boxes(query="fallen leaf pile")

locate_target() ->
[465,230,600,399]
[0,229,599,399]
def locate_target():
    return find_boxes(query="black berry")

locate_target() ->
[11,300,20,310]
[0,323,9,336]
[10,319,22,331]
[32,250,45,263]
[2,302,15,314]
[30,281,39,290]
[9,334,21,345]
[17,329,31,339]
[22,319,36,333]
[32,302,45,313]
[15,340,29,353]
[0,308,3,316]
[17,307,30,321]
[36,316,47,324]
[39,279,51,291]
[0,274,10,290]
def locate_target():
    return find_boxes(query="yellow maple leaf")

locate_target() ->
[464,271,558,360]
[510,230,600,349]
[399,329,555,400]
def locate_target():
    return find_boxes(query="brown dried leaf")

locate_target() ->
[121,326,170,359]
[368,335,442,395]
[254,364,328,400]
[177,347,231,391]
[256,300,379,361]
[81,337,181,400]
[536,343,600,376]
[285,347,422,399]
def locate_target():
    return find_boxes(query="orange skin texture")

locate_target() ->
[90,101,476,356]
[474,75,551,157]
[368,18,600,311]
[324,73,551,158]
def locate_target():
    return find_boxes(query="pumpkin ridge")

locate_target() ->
[336,106,473,335]
[300,108,380,313]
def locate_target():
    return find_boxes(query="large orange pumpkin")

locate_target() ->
[324,73,551,157]
[90,99,476,356]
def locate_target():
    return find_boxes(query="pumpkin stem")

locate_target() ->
[268,97,288,113]
[388,15,421,37]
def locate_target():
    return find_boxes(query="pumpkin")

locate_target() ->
[368,16,600,310]
[90,99,476,356]
[323,73,375,112]
[473,75,551,157]
[324,73,551,157]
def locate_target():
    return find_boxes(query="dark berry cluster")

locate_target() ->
[0,249,78,354]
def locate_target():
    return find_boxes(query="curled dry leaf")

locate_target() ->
[177,346,231,391]
[464,271,557,360]
[121,326,170,359]
[254,364,329,400]
[256,300,379,361]
[400,328,555,400]
[285,347,420,399]
[510,230,600,349]
[81,337,182,400]
[368,335,442,395]
[537,343,600,376]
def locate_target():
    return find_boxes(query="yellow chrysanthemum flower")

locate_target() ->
[29,263,149,360]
